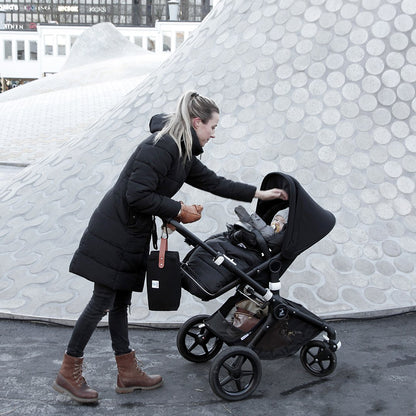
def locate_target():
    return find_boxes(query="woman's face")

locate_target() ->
[192,112,219,147]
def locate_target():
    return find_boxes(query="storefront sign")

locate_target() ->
[57,5,79,12]
[0,22,37,30]
[0,5,19,12]
[89,6,107,13]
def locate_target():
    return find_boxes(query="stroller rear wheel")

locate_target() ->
[177,314,223,363]
[209,346,262,401]
[300,340,337,377]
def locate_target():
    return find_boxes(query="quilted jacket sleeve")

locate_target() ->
[186,157,256,202]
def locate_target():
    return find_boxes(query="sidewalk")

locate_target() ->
[1,312,415,416]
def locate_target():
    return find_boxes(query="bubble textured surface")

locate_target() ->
[0,1,415,324]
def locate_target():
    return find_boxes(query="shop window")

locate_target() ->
[134,37,143,48]
[163,34,171,52]
[4,40,12,60]
[17,41,25,60]
[176,32,184,48]
[147,37,155,52]
[29,41,37,60]
[57,35,66,56]
[44,35,53,56]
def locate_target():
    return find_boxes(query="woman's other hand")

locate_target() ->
[255,188,288,201]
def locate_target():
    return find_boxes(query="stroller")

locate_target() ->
[168,172,341,401]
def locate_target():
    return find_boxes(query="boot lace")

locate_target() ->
[134,358,146,375]
[72,362,87,386]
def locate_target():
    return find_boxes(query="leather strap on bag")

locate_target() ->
[158,226,168,268]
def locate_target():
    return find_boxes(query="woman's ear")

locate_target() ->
[192,117,201,130]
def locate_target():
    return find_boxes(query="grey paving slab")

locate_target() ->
[0,312,415,416]
[0,2,416,326]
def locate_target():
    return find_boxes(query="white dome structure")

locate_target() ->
[0,1,415,325]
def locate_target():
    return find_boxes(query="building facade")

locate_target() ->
[0,1,215,91]
[0,0,212,28]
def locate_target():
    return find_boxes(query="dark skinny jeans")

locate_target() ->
[66,283,132,357]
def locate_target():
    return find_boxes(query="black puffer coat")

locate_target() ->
[69,114,256,292]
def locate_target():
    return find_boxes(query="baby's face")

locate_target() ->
[271,214,286,233]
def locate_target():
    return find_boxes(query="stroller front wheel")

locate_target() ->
[300,340,337,377]
[209,346,262,401]
[177,314,223,363]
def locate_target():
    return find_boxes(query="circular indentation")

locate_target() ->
[401,64,416,83]
[324,90,342,107]
[402,0,416,15]
[330,36,349,52]
[301,23,318,38]
[392,102,411,120]
[359,94,378,111]
[350,28,368,45]
[341,3,358,19]
[327,71,345,88]
[374,127,392,144]
[390,33,409,51]
[372,108,392,126]
[320,12,337,29]
[378,4,396,21]
[397,176,415,194]
[322,108,341,125]
[333,159,351,175]
[356,11,374,27]
[366,38,385,56]
[405,135,416,151]
[394,14,414,32]
[362,75,381,93]
[391,121,410,139]
[372,21,391,38]
[342,83,361,100]
[394,197,412,216]
[286,16,303,32]
[384,161,403,178]
[386,52,405,69]
[326,54,344,70]
[346,64,365,81]
[382,70,401,87]
[341,102,360,118]
[305,6,322,22]
[346,46,365,63]
[366,57,385,74]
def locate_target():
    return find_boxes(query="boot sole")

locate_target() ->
[53,381,99,404]
[115,380,163,394]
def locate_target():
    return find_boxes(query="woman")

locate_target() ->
[53,91,288,403]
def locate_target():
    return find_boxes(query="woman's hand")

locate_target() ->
[255,188,288,201]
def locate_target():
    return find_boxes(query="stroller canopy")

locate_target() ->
[255,172,336,260]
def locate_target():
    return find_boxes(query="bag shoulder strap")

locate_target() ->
[158,226,168,268]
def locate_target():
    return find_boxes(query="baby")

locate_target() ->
[270,208,289,233]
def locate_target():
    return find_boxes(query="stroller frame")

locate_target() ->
[169,172,341,401]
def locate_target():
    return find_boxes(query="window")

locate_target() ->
[57,35,66,55]
[29,41,37,60]
[176,32,184,48]
[134,37,143,48]
[17,40,25,60]
[4,40,12,60]
[163,34,171,52]
[44,35,53,55]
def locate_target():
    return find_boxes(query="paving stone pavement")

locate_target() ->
[0,312,415,416]
[0,1,415,327]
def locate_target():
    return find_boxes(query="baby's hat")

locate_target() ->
[277,207,289,222]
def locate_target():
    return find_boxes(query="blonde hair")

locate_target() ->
[155,91,219,160]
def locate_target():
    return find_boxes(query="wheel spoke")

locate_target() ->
[219,375,233,387]
[187,340,198,353]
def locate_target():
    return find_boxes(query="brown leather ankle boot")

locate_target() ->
[53,353,99,403]
[115,350,163,393]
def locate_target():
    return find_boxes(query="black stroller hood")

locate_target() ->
[256,172,336,260]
